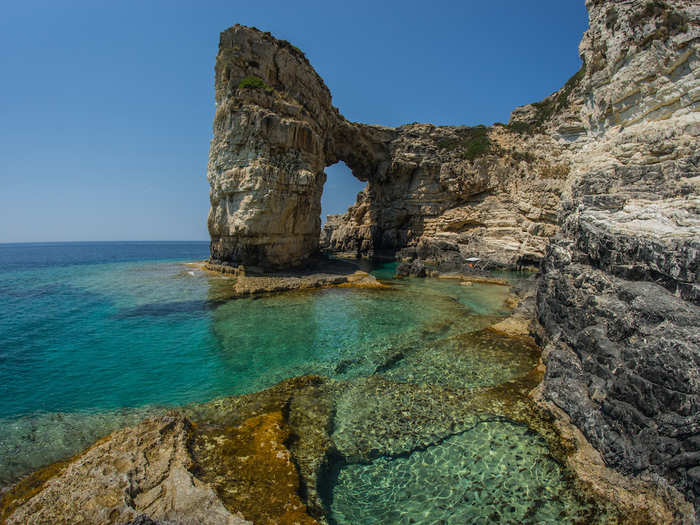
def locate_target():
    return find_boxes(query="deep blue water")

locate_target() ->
[0,241,210,273]
[0,242,212,416]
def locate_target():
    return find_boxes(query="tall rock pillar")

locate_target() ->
[207,25,336,268]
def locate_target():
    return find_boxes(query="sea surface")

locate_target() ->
[0,242,607,523]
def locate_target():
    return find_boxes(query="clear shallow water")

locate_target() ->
[331,419,598,525]
[0,242,604,522]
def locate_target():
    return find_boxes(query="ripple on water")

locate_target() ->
[329,420,604,525]
[377,328,540,389]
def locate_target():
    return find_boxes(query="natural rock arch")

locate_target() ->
[207,25,567,269]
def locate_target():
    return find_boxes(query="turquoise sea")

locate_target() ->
[0,242,607,523]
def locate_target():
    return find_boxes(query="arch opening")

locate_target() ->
[319,161,367,256]
[321,161,367,226]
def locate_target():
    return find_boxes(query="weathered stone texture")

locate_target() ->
[2,415,251,525]
[536,0,700,518]
[207,26,335,267]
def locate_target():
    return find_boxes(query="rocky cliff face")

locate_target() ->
[207,27,573,269]
[322,124,570,269]
[536,0,700,515]
[207,26,335,267]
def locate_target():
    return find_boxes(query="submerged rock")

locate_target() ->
[191,411,318,525]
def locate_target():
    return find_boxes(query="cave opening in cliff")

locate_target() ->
[321,161,366,226]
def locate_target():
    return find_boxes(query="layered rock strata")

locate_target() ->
[537,0,700,516]
[207,26,570,269]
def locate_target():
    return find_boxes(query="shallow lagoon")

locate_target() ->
[0,242,608,522]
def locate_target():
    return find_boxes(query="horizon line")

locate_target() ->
[0,240,211,245]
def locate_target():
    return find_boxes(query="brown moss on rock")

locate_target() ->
[191,411,318,525]
[0,459,70,523]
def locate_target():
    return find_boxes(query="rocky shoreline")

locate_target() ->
[200,258,387,297]
[0,280,615,523]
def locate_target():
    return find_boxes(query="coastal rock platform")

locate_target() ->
[201,257,388,297]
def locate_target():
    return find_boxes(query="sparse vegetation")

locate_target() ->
[606,6,619,30]
[506,121,534,134]
[436,126,493,161]
[237,75,273,93]
[512,151,535,163]
[507,63,586,134]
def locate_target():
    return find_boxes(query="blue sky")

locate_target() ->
[0,1,588,242]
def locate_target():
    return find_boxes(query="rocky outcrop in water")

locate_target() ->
[207,27,570,269]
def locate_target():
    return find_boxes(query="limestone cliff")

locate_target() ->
[207,27,335,267]
[207,27,571,269]
[536,0,700,515]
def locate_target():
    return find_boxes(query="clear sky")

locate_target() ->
[0,0,588,243]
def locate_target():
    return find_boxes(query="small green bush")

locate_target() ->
[436,126,493,161]
[237,75,272,93]
[512,151,535,163]
[605,6,618,29]
[506,121,535,134]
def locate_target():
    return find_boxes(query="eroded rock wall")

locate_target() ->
[207,26,575,269]
[323,124,571,268]
[537,0,700,515]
